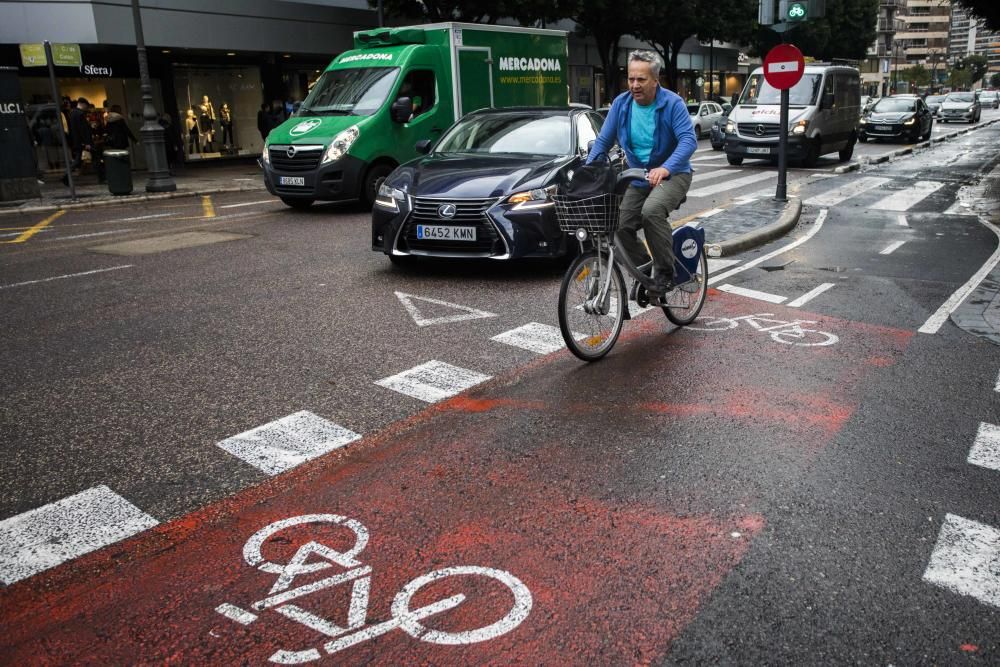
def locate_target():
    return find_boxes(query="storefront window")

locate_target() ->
[173,65,263,160]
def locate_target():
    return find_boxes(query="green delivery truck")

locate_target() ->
[261,22,569,209]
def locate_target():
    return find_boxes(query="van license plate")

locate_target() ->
[279,176,306,186]
[746,147,770,155]
[417,225,476,241]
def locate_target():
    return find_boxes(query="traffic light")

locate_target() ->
[784,0,808,21]
[768,0,825,26]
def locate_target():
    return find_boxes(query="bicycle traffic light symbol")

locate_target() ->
[788,2,807,19]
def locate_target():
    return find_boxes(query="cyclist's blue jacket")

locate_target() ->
[587,87,697,181]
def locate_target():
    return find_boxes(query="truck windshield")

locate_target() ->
[435,114,571,156]
[298,67,400,116]
[738,73,822,106]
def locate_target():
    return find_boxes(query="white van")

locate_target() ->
[724,64,861,167]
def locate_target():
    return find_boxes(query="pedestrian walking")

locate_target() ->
[104,105,137,149]
[65,97,93,185]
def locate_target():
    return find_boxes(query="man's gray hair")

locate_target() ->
[628,50,663,79]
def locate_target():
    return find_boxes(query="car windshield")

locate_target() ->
[434,114,572,156]
[872,98,915,112]
[738,73,822,106]
[945,93,974,103]
[687,104,701,115]
[298,67,399,116]
[926,95,945,104]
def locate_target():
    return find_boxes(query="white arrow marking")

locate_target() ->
[395,291,497,327]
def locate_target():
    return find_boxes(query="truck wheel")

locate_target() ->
[363,164,395,208]
[838,136,855,162]
[726,154,743,166]
[801,139,820,168]
[281,197,314,210]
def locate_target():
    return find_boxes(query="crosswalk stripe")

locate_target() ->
[686,171,777,198]
[376,360,491,403]
[923,513,1000,609]
[718,284,787,304]
[492,322,567,355]
[0,486,158,585]
[216,411,361,476]
[870,180,944,211]
[968,422,1000,471]
[691,154,729,162]
[690,169,738,184]
[804,176,891,207]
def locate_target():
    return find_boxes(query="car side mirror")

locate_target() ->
[821,92,835,109]
[730,94,738,108]
[415,138,433,154]
[583,139,596,156]
[391,97,412,124]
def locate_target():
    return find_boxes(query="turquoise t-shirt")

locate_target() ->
[629,99,656,164]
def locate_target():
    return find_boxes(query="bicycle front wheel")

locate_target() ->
[663,251,708,326]
[558,250,627,361]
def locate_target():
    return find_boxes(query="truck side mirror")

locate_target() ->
[415,139,433,154]
[391,97,412,124]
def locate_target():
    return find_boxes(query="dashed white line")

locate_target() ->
[0,265,134,290]
[105,213,173,223]
[47,229,135,241]
[923,513,1000,609]
[0,485,158,585]
[216,410,361,476]
[968,422,1000,472]
[376,360,491,403]
[491,322,567,355]
[879,240,907,255]
[718,284,787,304]
[787,283,836,308]
[218,199,278,209]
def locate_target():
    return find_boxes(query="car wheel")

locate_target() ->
[726,154,743,166]
[711,141,722,151]
[838,136,855,161]
[859,133,868,143]
[694,125,701,139]
[280,197,314,210]
[362,163,395,209]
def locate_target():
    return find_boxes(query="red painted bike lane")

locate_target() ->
[0,293,912,664]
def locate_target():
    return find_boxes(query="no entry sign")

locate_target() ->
[763,44,805,90]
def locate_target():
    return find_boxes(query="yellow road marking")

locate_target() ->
[202,195,216,218]
[1,210,65,244]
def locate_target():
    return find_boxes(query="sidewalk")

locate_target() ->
[0,159,266,216]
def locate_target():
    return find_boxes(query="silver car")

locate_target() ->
[688,102,724,139]
[939,92,981,123]
[978,90,1000,109]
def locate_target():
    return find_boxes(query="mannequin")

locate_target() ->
[220,102,233,149]
[198,95,216,151]
[185,108,201,154]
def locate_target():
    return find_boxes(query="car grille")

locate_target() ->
[268,145,323,172]
[400,197,503,256]
[737,123,781,138]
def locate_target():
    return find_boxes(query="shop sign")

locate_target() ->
[19,43,82,68]
[81,64,114,77]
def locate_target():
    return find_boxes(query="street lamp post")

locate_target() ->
[130,0,176,192]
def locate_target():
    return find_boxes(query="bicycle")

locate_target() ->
[553,168,708,361]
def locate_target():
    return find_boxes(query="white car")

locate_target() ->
[688,102,724,139]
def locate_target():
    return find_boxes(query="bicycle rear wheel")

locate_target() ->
[558,250,626,361]
[663,251,708,326]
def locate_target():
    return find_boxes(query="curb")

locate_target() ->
[0,183,268,217]
[834,116,1000,174]
[707,197,802,258]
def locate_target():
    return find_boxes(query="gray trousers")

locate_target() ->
[617,171,692,279]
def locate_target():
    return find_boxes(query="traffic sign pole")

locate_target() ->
[762,43,804,203]
[43,40,75,201]
[776,88,788,202]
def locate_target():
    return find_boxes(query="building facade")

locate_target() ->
[861,0,908,97]
[949,7,1000,83]
[900,0,950,91]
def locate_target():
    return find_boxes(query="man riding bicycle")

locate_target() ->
[586,50,697,300]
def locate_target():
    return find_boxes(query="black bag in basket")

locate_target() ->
[564,163,615,199]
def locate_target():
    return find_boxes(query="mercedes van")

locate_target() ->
[724,64,861,167]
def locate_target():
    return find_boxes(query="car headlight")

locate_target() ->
[859,118,867,125]
[262,144,270,165]
[903,117,916,125]
[506,184,557,210]
[967,106,975,112]
[374,183,406,212]
[725,120,735,133]
[790,120,808,135]
[321,125,360,165]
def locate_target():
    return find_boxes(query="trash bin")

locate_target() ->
[104,149,133,196]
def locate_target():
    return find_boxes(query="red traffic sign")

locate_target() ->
[763,44,805,90]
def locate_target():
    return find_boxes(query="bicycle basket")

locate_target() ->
[552,193,623,234]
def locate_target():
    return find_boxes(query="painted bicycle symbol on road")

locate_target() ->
[687,313,839,346]
[215,514,532,664]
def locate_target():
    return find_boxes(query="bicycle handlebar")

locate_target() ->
[616,168,648,194]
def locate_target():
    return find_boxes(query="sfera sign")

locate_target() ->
[81,64,113,77]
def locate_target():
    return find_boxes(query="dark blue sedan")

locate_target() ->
[371,107,617,262]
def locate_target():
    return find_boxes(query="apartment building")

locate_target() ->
[949,7,1000,79]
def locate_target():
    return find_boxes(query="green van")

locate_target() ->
[261,22,570,208]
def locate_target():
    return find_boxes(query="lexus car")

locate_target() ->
[371,107,619,263]
[939,92,981,123]
[859,95,933,143]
